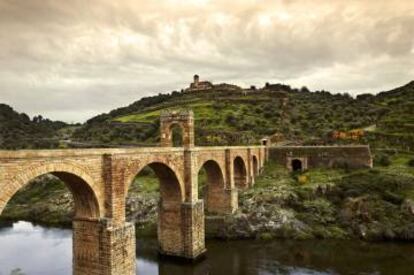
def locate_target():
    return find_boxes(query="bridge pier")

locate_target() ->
[158,200,205,259]
[73,219,136,275]
[205,187,238,215]
[181,200,206,259]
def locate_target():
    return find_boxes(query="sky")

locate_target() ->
[0,0,413,123]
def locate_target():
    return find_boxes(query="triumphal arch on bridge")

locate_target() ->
[0,110,266,275]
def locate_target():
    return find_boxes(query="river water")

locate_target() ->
[1,221,414,275]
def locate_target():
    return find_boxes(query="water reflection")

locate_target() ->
[0,221,71,275]
[1,221,414,275]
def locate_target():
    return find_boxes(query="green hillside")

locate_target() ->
[0,104,69,149]
[361,81,414,152]
[1,80,412,151]
[72,81,414,150]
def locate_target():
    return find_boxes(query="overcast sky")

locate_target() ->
[0,0,413,122]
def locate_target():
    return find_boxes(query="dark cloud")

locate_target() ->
[0,0,413,122]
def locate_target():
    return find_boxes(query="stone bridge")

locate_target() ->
[0,111,266,275]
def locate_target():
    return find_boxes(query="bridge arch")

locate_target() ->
[252,155,259,177]
[233,156,248,189]
[1,162,102,220]
[124,160,185,202]
[125,161,186,256]
[125,161,184,204]
[198,160,225,213]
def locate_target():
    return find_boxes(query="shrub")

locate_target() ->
[408,158,414,167]
[298,175,308,184]
[374,153,391,167]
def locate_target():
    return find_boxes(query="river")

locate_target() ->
[1,221,414,275]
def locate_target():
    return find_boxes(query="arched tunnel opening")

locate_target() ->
[292,159,303,172]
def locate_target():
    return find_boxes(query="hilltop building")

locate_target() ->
[187,75,214,92]
[185,75,241,92]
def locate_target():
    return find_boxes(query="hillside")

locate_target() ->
[362,81,414,152]
[72,81,414,150]
[1,81,412,151]
[0,104,69,149]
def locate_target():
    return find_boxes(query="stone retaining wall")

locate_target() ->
[269,145,373,170]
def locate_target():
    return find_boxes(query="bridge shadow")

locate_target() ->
[136,238,260,275]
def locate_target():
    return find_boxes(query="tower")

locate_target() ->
[193,74,199,87]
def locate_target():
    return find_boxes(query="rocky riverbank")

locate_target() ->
[207,155,414,241]
[2,154,414,241]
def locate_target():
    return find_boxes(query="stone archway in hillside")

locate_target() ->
[292,159,303,172]
[198,160,227,214]
[233,156,248,189]
[126,162,186,257]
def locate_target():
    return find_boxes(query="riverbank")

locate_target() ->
[208,155,414,241]
[1,153,414,241]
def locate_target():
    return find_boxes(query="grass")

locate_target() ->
[112,102,220,123]
[129,174,160,194]
[72,81,414,149]
[112,100,258,132]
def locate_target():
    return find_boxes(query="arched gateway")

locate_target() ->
[0,110,266,275]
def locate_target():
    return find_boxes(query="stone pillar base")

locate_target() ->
[181,200,206,259]
[234,176,248,189]
[73,219,136,275]
[158,200,206,260]
[206,187,238,215]
[249,176,255,187]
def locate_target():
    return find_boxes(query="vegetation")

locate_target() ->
[70,81,414,149]
[239,153,414,240]
[1,80,413,150]
[0,104,72,150]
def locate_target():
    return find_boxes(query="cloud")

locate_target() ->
[0,0,413,122]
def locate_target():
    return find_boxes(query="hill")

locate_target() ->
[362,81,414,152]
[0,104,69,149]
[1,80,412,151]
[72,81,414,151]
